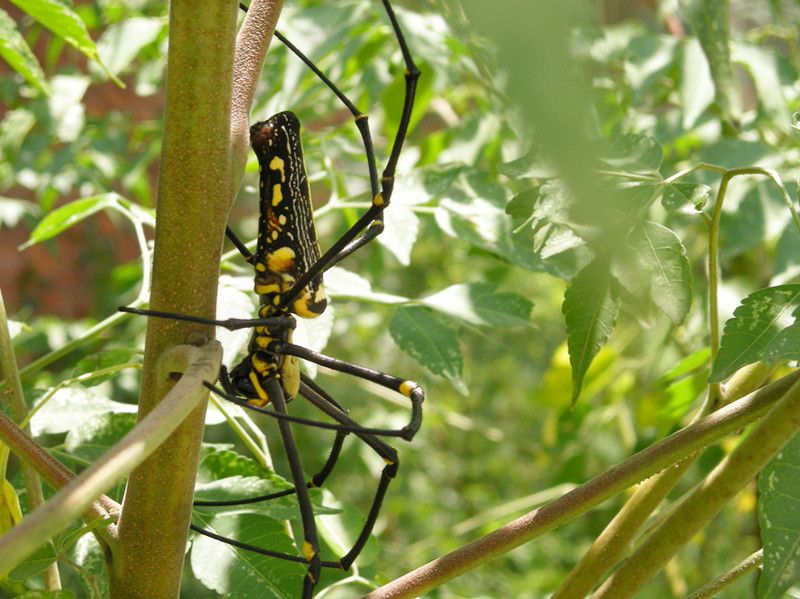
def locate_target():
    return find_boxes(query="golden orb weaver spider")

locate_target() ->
[122,1,422,596]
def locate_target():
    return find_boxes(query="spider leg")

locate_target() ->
[240,2,420,311]
[265,378,321,598]
[225,225,255,264]
[276,342,424,441]
[204,381,416,438]
[297,378,400,570]
[118,306,295,332]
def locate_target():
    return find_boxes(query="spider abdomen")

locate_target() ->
[250,112,327,319]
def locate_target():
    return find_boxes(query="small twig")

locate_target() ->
[0,289,62,589]
[685,549,763,599]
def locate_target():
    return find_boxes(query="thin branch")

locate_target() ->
[552,361,774,599]
[364,370,799,599]
[594,375,800,597]
[0,289,61,589]
[0,341,221,579]
[685,549,763,599]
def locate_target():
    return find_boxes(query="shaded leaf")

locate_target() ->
[662,182,710,213]
[709,285,800,383]
[763,321,800,364]
[757,431,800,598]
[389,306,466,394]
[563,257,619,404]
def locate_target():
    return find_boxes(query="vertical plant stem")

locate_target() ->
[110,1,239,597]
[0,290,61,590]
[705,172,730,409]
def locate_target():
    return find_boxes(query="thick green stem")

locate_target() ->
[110,2,239,597]
[594,375,800,598]
[365,371,799,599]
[110,0,283,596]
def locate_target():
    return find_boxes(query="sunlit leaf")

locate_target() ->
[421,283,532,327]
[629,221,692,324]
[0,8,48,94]
[11,0,121,84]
[685,0,741,123]
[22,193,122,248]
[709,285,800,383]
[680,37,714,129]
[662,182,710,213]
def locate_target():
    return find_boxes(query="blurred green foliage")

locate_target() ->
[3,0,800,597]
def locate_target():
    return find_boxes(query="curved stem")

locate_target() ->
[364,370,799,599]
[0,342,222,579]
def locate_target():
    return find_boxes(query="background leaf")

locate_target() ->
[757,431,800,599]
[709,285,800,383]
[562,257,618,404]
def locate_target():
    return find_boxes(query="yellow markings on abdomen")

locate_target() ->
[270,155,286,182]
[271,183,284,206]
[248,371,270,406]
[266,247,296,273]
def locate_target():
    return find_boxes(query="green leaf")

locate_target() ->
[389,306,466,394]
[680,37,714,128]
[30,385,137,436]
[21,193,121,248]
[72,348,137,384]
[498,153,555,180]
[629,221,692,324]
[190,512,303,599]
[64,413,137,462]
[598,134,662,173]
[763,321,800,364]
[8,543,58,580]
[10,0,122,85]
[733,41,790,132]
[662,182,710,213]
[563,257,618,404]
[757,431,800,598]
[421,283,532,327]
[709,285,800,383]
[95,16,164,76]
[324,267,408,305]
[0,8,49,94]
[506,188,539,220]
[378,204,420,266]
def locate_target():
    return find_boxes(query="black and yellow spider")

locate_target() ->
[122,1,422,596]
